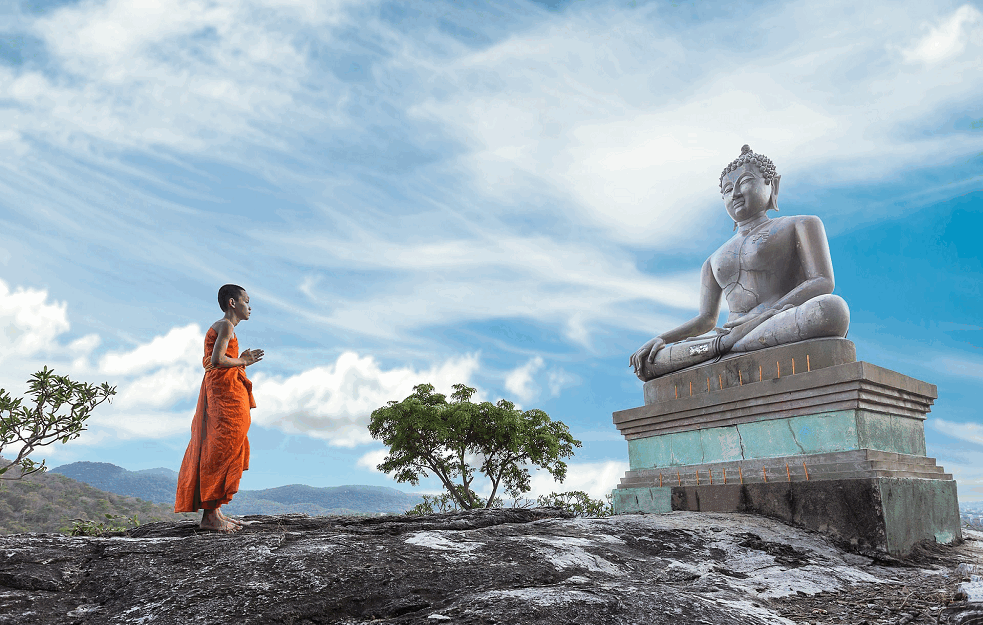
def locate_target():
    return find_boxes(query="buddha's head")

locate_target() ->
[719,145,781,225]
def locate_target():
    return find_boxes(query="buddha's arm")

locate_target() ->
[769,216,835,310]
[658,259,723,343]
[631,259,722,372]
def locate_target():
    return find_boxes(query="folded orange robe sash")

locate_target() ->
[175,327,256,512]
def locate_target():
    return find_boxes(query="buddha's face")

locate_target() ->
[721,163,773,223]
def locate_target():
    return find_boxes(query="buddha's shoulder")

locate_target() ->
[772,214,824,228]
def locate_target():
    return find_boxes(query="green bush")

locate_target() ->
[70,513,139,536]
[536,491,613,517]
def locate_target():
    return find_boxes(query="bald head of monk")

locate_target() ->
[218,284,245,312]
[218,284,251,326]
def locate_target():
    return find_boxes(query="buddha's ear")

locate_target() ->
[768,174,781,212]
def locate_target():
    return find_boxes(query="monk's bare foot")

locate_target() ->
[216,510,243,527]
[200,510,241,533]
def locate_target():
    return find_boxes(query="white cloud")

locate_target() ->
[903,5,983,64]
[931,418,983,447]
[2,0,356,168]
[87,409,192,440]
[0,279,70,362]
[263,230,702,344]
[505,356,544,403]
[250,351,481,447]
[528,460,628,501]
[112,364,203,410]
[547,368,576,398]
[930,420,983,501]
[68,333,101,355]
[356,447,389,473]
[98,323,203,376]
[933,355,983,381]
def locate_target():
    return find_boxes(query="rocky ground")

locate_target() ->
[0,508,980,624]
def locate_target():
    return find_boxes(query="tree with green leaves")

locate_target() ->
[368,383,581,510]
[0,366,116,480]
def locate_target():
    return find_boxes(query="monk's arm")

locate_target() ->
[210,321,249,368]
[769,216,835,310]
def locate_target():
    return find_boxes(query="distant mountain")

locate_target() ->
[51,462,178,505]
[0,460,195,534]
[51,461,424,515]
[224,484,424,516]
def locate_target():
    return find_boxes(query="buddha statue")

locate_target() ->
[630,145,850,381]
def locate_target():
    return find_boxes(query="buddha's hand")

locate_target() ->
[630,337,666,373]
[723,304,795,330]
[240,348,264,366]
[720,305,796,350]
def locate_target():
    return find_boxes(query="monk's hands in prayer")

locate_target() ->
[630,336,666,373]
[240,348,264,366]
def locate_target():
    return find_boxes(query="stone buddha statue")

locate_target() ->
[630,145,850,381]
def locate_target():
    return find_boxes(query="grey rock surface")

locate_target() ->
[1,508,981,624]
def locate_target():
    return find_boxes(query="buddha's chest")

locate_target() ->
[711,222,797,292]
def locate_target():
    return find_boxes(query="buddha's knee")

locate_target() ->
[798,294,850,338]
[731,294,849,352]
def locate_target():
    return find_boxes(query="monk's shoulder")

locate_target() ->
[210,319,234,336]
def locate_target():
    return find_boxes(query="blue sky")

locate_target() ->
[1,0,981,502]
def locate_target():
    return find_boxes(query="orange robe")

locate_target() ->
[175,327,256,512]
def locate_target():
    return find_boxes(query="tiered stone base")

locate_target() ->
[612,477,960,556]
[611,339,962,556]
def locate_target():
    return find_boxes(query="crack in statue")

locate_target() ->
[630,145,850,381]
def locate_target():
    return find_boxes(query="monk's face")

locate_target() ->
[232,291,251,320]
[721,163,773,223]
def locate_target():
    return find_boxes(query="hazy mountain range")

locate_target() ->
[0,459,194,534]
[50,461,425,516]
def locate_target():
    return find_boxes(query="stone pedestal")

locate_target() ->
[611,338,962,556]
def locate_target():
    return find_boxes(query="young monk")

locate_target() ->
[175,284,264,532]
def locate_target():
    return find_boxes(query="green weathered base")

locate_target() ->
[611,487,671,514]
[613,477,962,556]
[626,408,926,470]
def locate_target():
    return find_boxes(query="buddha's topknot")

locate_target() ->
[719,144,778,189]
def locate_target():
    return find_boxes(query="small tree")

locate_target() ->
[368,383,581,510]
[0,366,116,480]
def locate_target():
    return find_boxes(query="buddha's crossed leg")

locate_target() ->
[636,294,849,381]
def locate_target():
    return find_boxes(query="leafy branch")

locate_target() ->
[0,366,116,481]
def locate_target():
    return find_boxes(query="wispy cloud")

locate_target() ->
[902,4,983,64]
[931,418,983,447]
[933,355,983,381]
[4,0,981,355]
[504,356,545,403]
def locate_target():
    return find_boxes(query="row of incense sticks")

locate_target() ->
[657,462,811,487]
[673,354,812,399]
